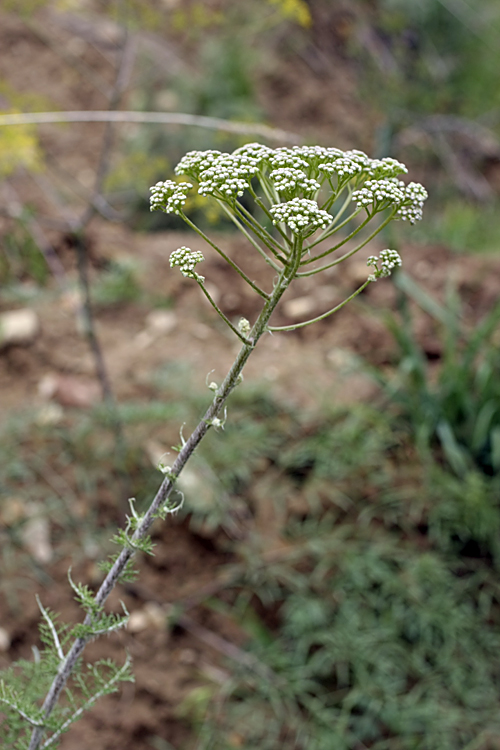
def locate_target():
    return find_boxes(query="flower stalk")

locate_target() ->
[24,142,427,749]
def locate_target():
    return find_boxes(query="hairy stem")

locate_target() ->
[28,241,301,750]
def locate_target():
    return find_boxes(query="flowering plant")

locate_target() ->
[1,143,426,749]
[150,143,426,337]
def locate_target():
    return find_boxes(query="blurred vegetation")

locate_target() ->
[0,81,47,178]
[358,0,500,121]
[0,216,49,285]
[380,277,500,479]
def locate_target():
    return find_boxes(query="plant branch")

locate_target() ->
[297,211,396,277]
[307,204,360,250]
[197,283,250,344]
[73,234,128,491]
[301,212,372,265]
[218,202,281,271]
[233,202,289,260]
[40,657,133,749]
[180,213,270,299]
[27,252,299,750]
[268,280,371,331]
[77,34,137,231]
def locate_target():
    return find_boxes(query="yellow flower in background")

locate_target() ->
[267,0,312,27]
[0,81,49,177]
[0,113,42,178]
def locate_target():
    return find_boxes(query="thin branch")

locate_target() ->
[247,185,292,247]
[307,204,360,250]
[300,213,372,265]
[233,202,289,261]
[297,211,396,277]
[36,597,64,663]
[268,280,371,331]
[67,33,135,485]
[77,35,137,230]
[197,282,251,344]
[180,213,270,299]
[218,202,281,272]
[0,111,302,144]
[73,234,128,487]
[40,657,133,749]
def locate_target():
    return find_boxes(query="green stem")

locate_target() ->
[319,182,349,215]
[27,241,302,750]
[268,279,371,331]
[257,171,278,207]
[218,202,281,272]
[235,199,289,258]
[301,212,372,265]
[247,184,291,248]
[180,212,269,299]
[308,203,359,250]
[198,282,249,344]
[297,211,396,277]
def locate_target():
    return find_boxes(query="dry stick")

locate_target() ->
[77,36,137,229]
[0,111,302,145]
[28,239,303,750]
[72,235,117,412]
[68,35,137,488]
[43,155,124,223]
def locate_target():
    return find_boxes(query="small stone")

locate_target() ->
[282,295,316,319]
[0,309,39,349]
[0,628,11,652]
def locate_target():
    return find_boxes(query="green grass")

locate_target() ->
[405,200,500,254]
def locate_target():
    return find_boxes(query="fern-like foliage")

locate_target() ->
[0,593,133,748]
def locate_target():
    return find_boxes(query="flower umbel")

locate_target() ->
[397,182,429,224]
[170,247,205,281]
[367,249,402,281]
[270,198,331,236]
[150,180,193,214]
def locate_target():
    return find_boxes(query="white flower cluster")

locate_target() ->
[198,155,259,199]
[268,148,309,171]
[270,168,321,196]
[319,157,363,179]
[397,182,428,224]
[367,157,408,179]
[175,150,222,180]
[367,249,402,281]
[150,180,193,214]
[270,198,332,235]
[233,142,273,167]
[353,178,428,222]
[176,144,272,199]
[352,179,406,210]
[169,246,205,281]
[150,144,427,227]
